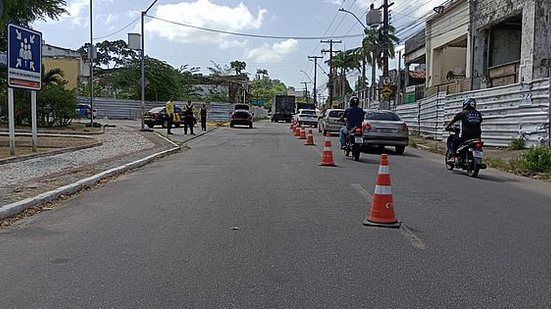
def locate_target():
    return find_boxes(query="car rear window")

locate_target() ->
[300,110,316,115]
[365,111,401,121]
[328,110,344,117]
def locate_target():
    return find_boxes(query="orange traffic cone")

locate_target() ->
[304,128,315,145]
[294,125,301,136]
[299,126,306,139]
[319,131,336,167]
[363,154,400,228]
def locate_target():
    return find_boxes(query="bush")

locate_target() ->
[37,85,78,127]
[517,146,551,173]
[508,138,525,150]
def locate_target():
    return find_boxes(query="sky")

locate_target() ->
[34,0,443,97]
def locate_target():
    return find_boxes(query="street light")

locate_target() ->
[338,8,367,30]
[140,0,159,131]
[338,8,369,108]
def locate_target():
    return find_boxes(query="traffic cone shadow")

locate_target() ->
[319,131,336,167]
[363,154,401,228]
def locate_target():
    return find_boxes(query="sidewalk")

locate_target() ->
[0,120,216,222]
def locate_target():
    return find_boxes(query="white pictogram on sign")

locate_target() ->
[15,30,36,71]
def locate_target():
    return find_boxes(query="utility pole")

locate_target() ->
[321,39,342,108]
[89,0,94,128]
[308,55,323,107]
[382,0,391,78]
[301,81,310,103]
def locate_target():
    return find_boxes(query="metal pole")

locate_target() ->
[8,87,15,156]
[31,91,37,152]
[140,11,146,130]
[89,0,94,128]
[548,75,550,148]
[396,50,402,106]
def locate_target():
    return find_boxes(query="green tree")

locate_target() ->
[230,60,247,75]
[79,40,139,69]
[37,84,77,127]
[0,0,67,50]
[250,76,287,105]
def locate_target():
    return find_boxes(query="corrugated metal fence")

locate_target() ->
[78,97,267,122]
[393,79,550,147]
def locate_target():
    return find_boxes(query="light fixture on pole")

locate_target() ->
[139,0,159,131]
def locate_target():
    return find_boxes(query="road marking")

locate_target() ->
[353,183,427,250]
[352,183,372,200]
[400,224,426,250]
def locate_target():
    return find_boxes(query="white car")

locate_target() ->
[294,109,318,127]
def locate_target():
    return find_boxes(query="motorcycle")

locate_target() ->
[445,127,487,177]
[343,126,363,161]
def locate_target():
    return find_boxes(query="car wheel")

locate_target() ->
[395,145,406,155]
[249,123,253,128]
[162,120,168,128]
[146,123,154,129]
[323,130,327,136]
[230,122,234,128]
[175,123,181,128]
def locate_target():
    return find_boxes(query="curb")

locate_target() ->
[0,145,180,220]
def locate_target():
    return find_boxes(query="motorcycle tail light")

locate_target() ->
[355,127,362,133]
[474,142,483,149]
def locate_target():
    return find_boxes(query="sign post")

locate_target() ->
[7,24,42,155]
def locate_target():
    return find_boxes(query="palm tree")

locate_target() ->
[42,66,67,87]
[326,49,356,105]
[360,25,399,100]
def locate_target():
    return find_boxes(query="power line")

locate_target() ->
[93,16,141,40]
[146,15,364,40]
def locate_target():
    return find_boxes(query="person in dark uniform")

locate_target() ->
[165,97,175,135]
[183,100,195,135]
[200,104,207,131]
[445,97,483,158]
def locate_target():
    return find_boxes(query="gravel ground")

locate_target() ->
[0,120,175,207]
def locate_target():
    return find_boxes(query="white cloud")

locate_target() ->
[40,0,116,27]
[325,0,343,6]
[244,39,299,63]
[145,0,267,48]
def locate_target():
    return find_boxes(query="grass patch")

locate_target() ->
[507,138,525,150]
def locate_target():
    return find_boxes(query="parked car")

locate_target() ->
[76,103,97,119]
[318,108,345,135]
[230,109,253,128]
[143,106,185,128]
[362,110,409,154]
[294,109,318,127]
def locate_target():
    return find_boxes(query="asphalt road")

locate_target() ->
[1,121,549,308]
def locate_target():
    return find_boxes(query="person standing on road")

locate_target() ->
[183,100,195,135]
[200,104,207,131]
[165,97,175,135]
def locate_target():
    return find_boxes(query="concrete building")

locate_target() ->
[404,0,550,100]
[471,0,550,89]
[42,43,89,90]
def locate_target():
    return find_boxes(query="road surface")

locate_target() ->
[1,121,549,308]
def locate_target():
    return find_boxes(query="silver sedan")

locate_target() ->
[362,110,409,154]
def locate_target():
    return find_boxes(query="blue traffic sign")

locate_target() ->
[7,24,42,90]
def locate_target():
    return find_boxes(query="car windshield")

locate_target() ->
[328,110,344,117]
[365,111,401,121]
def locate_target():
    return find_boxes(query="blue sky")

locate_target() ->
[34,0,441,97]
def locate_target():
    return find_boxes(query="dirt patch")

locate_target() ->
[0,135,99,160]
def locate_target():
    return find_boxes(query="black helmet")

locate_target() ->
[463,98,476,110]
[349,96,360,107]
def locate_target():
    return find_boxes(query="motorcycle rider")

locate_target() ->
[445,97,483,160]
[339,96,366,149]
